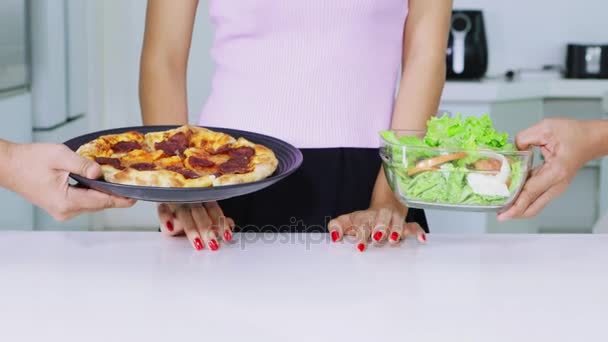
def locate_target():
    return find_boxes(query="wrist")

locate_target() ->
[0,140,16,190]
[584,120,608,160]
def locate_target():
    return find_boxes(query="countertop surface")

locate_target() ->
[1,231,607,342]
[442,78,608,102]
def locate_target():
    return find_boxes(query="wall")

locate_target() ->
[453,0,608,77]
[94,0,608,229]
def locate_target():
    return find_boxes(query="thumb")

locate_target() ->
[56,145,102,179]
[328,213,353,242]
[515,121,550,151]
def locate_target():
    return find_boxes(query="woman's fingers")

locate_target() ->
[406,222,427,244]
[158,203,180,236]
[327,214,354,242]
[191,205,219,251]
[354,221,372,252]
[204,201,233,242]
[388,211,405,244]
[371,208,392,242]
[175,205,204,251]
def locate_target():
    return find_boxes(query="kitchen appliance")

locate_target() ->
[565,44,608,79]
[446,10,488,80]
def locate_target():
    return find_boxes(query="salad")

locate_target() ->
[379,114,531,207]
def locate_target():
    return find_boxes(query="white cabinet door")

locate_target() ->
[0,91,33,230]
[65,0,88,119]
[29,0,68,129]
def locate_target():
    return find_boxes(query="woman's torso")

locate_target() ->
[200,0,409,148]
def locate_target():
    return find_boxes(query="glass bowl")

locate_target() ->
[379,130,534,212]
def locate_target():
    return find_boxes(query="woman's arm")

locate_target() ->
[330,1,453,248]
[368,0,452,230]
[0,139,134,221]
[372,0,452,200]
[392,0,452,130]
[499,118,608,220]
[139,0,199,125]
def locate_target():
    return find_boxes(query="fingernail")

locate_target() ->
[331,230,339,242]
[166,221,174,232]
[224,230,232,241]
[421,233,427,242]
[373,231,383,242]
[357,243,366,252]
[209,239,219,251]
[172,213,177,219]
[194,238,204,250]
[390,232,399,241]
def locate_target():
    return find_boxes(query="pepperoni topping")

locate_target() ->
[155,132,188,156]
[95,157,124,170]
[210,144,233,155]
[112,141,142,153]
[228,146,255,158]
[166,166,201,179]
[130,163,156,171]
[188,156,215,168]
[218,157,251,175]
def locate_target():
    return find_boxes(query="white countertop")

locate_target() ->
[1,232,608,342]
[442,79,608,102]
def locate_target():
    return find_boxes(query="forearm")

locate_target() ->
[391,0,451,130]
[372,0,451,208]
[139,60,189,125]
[392,57,446,130]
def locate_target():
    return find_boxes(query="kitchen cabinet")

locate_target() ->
[26,0,95,231]
[0,90,33,231]
[430,79,608,234]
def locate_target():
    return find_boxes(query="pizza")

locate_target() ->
[76,125,279,187]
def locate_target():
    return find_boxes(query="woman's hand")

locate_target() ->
[328,166,426,252]
[158,202,234,251]
[1,142,135,221]
[328,193,426,252]
[498,118,606,220]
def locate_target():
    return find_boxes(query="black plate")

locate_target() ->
[63,126,303,203]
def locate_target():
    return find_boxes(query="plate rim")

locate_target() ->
[63,125,304,193]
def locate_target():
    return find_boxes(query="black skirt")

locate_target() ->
[219,148,429,233]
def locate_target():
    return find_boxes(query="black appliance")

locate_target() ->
[565,44,608,79]
[446,10,488,80]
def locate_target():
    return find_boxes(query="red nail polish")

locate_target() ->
[390,232,399,241]
[373,231,383,242]
[421,233,427,242]
[357,243,365,252]
[331,231,339,242]
[194,238,204,251]
[166,221,174,232]
[172,213,177,219]
[224,230,232,241]
[209,239,219,251]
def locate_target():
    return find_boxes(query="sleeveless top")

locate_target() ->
[199,0,408,148]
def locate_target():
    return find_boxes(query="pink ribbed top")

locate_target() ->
[199,0,409,148]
